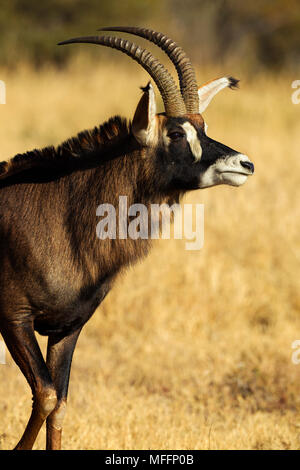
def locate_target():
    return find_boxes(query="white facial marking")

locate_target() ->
[199,153,253,188]
[162,128,171,148]
[181,122,202,161]
[204,122,208,133]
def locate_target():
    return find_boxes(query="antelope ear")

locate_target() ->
[132,82,157,146]
[198,76,239,113]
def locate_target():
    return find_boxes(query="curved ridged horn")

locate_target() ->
[99,27,199,114]
[58,35,186,117]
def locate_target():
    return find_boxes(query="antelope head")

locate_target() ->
[59,27,254,191]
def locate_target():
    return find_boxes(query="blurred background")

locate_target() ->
[0,0,300,72]
[0,0,299,450]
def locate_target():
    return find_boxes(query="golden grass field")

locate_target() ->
[0,56,299,450]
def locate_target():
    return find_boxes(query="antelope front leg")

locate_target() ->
[46,328,82,450]
[0,320,57,450]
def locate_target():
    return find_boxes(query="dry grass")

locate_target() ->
[0,57,299,450]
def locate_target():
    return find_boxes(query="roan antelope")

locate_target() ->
[0,27,254,450]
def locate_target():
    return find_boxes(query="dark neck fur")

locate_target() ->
[0,116,138,186]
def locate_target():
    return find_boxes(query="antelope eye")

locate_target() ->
[168,131,185,141]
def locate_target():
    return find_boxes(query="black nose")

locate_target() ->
[240,161,254,173]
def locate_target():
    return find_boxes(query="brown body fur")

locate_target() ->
[0,115,176,336]
[0,113,183,450]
